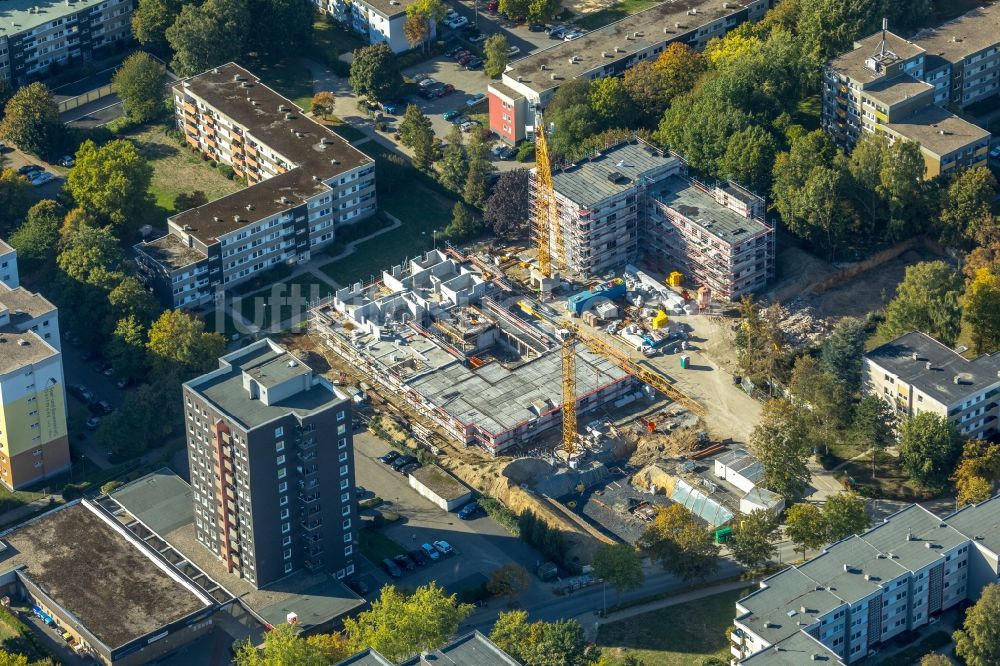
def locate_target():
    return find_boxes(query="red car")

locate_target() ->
[438,84,456,96]
[486,0,498,11]
[458,55,474,65]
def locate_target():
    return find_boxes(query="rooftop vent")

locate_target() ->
[245,204,255,212]
[213,216,221,222]
[864,574,871,581]
[17,339,28,347]
[912,352,919,361]
[843,564,850,572]
[287,360,298,367]
[688,7,698,14]
[675,21,683,28]
[285,113,295,120]
[925,542,932,549]
[240,81,252,88]
[183,224,192,231]
[633,31,642,37]
[540,64,547,71]
[233,215,242,223]
[281,196,293,205]
[722,1,731,7]
[278,104,289,112]
[906,529,913,541]
[551,73,558,80]
[663,27,675,33]
[331,158,340,165]
[925,361,933,370]
[799,606,806,614]
[233,74,241,82]
[616,46,625,53]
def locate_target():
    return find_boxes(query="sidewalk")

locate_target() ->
[0,495,58,529]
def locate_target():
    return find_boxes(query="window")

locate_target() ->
[340,464,348,477]
[282,535,292,546]
[342,505,351,516]
[339,451,348,462]
[274,426,284,438]
[279,481,288,493]
[338,437,347,449]
[280,508,289,519]
[284,548,292,560]
[279,495,288,506]
[340,479,349,490]
[276,454,285,465]
[282,522,291,534]
[344,532,353,543]
[277,467,286,479]
[337,411,346,422]
[284,563,294,574]
[343,519,351,530]
[276,440,284,452]
[341,492,350,503]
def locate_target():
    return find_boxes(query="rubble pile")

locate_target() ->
[772,299,831,348]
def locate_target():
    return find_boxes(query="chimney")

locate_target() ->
[912,352,919,361]
[926,361,932,370]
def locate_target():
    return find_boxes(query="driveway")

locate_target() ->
[353,431,553,607]
[0,147,65,199]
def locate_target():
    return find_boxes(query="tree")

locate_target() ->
[166,0,250,77]
[592,543,644,603]
[487,563,531,603]
[404,0,446,51]
[788,354,850,450]
[489,611,588,666]
[899,412,963,492]
[851,395,896,477]
[234,622,330,666]
[9,200,65,272]
[526,0,560,22]
[622,43,704,124]
[785,503,827,559]
[464,129,493,207]
[545,79,599,159]
[105,316,148,382]
[729,509,780,571]
[940,167,998,246]
[589,76,635,129]
[399,105,434,171]
[705,25,761,67]
[920,655,951,666]
[820,317,868,395]
[146,309,226,379]
[132,0,183,47]
[964,267,1000,355]
[877,261,964,346]
[795,0,882,60]
[485,169,530,239]
[444,202,483,241]
[247,0,314,57]
[311,91,335,119]
[483,34,510,79]
[96,379,178,459]
[718,125,778,194]
[498,0,530,20]
[822,492,868,542]
[879,140,928,240]
[349,44,403,102]
[639,503,719,581]
[656,84,752,175]
[732,296,784,390]
[113,52,166,124]
[954,583,1000,666]
[846,132,890,235]
[439,124,467,193]
[952,440,1000,508]
[305,633,352,662]
[66,139,154,232]
[57,225,125,285]
[342,583,472,663]
[109,276,159,324]
[0,169,32,233]
[748,399,812,498]
[0,651,28,666]
[0,82,62,159]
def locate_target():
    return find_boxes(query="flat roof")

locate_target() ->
[0,502,210,650]
[186,340,344,430]
[0,0,110,38]
[0,330,58,376]
[112,471,365,631]
[828,31,925,83]
[399,631,522,665]
[0,283,56,324]
[863,74,934,107]
[865,331,1000,407]
[652,175,770,244]
[338,650,395,666]
[886,105,991,157]
[913,3,1000,65]
[406,341,628,437]
[796,537,910,602]
[357,0,420,19]
[138,233,206,271]
[409,465,471,502]
[550,141,680,208]
[166,63,372,246]
[946,495,1000,557]
[738,568,844,646]
[860,504,969,571]
[740,631,844,665]
[504,0,756,94]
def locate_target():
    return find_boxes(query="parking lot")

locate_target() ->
[0,147,66,200]
[352,431,553,607]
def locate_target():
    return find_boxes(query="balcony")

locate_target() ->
[297,450,317,463]
[301,518,323,531]
[298,491,321,504]
[297,436,317,451]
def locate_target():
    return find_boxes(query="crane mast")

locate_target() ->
[534,117,562,278]
[561,333,578,456]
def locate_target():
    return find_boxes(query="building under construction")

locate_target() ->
[310,250,636,455]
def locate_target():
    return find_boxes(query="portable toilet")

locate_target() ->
[698,285,711,311]
[668,271,683,287]
[679,355,690,369]
[650,310,669,330]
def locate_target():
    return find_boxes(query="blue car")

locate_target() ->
[443,109,461,121]
[465,93,486,107]
[458,501,479,520]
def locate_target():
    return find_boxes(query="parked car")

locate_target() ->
[458,501,480,520]
[86,416,101,431]
[17,164,41,176]
[563,30,584,41]
[457,54,474,66]
[408,548,428,566]
[464,58,483,70]
[382,101,404,115]
[438,84,456,96]
[468,33,487,43]
[413,73,429,82]
[443,109,462,121]
[548,27,566,39]
[421,543,441,561]
[30,171,54,187]
[400,461,421,475]
[418,77,438,88]
[57,155,75,167]
[446,16,469,29]
[380,450,400,464]
[444,8,459,21]
[97,400,114,415]
[445,46,464,57]
[486,0,498,11]
[72,384,95,404]
[990,145,1000,160]
[381,558,402,578]
[347,579,369,595]
[465,93,486,106]
[451,115,470,125]
[391,454,417,471]
[393,554,416,572]
[453,49,471,60]
[433,540,454,555]
[529,22,545,31]
[507,45,521,56]
[460,120,480,132]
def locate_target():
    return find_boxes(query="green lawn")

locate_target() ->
[321,119,368,143]
[596,587,754,666]
[311,13,367,59]
[237,273,337,331]
[359,527,407,563]
[577,0,662,30]
[794,95,822,132]
[320,144,456,286]
[0,486,45,517]
[204,310,240,341]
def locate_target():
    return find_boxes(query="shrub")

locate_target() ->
[62,483,86,501]
[516,141,535,162]
[99,480,122,495]
[479,496,520,535]
[217,163,235,179]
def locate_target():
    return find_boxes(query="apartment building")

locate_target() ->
[135,63,376,308]
[864,331,1000,440]
[733,498,1000,664]
[822,18,992,178]
[314,0,435,54]
[183,338,357,588]
[0,0,134,87]
[0,241,19,289]
[542,140,775,297]
[488,0,774,144]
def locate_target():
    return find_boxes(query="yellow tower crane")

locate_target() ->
[534,117,563,278]
[561,333,578,456]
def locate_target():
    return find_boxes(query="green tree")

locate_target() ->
[444,202,483,241]
[483,34,510,79]
[66,139,154,232]
[57,225,125,285]
[132,0,183,46]
[0,650,29,666]
[526,0,560,21]
[498,0,530,20]
[234,622,330,666]
[311,92,335,119]
[899,412,963,492]
[748,399,812,498]
[399,105,434,171]
[487,563,531,603]
[439,124,467,193]
[846,132,890,235]
[0,82,62,158]
[105,316,148,382]
[795,0,882,60]
[146,309,226,379]
[489,611,588,666]
[592,543,644,603]
[622,43,704,124]
[342,583,472,663]
[788,354,850,450]
[876,260,963,346]
[954,583,1000,666]
[109,276,159,324]
[963,267,1000,355]
[0,169,33,232]
[9,200,65,272]
[940,167,998,247]
[545,79,599,159]
[851,395,896,477]
[639,503,719,581]
[920,654,951,666]
[349,43,403,102]
[733,296,785,390]
[656,84,752,176]
[247,0,314,56]
[718,125,778,194]
[485,168,530,239]
[820,317,868,394]
[822,492,868,542]
[463,129,493,207]
[730,509,780,572]
[166,0,250,77]
[96,379,178,459]
[785,502,827,559]
[113,52,166,124]
[772,130,840,245]
[879,139,928,240]
[589,76,635,129]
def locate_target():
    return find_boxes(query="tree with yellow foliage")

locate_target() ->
[952,440,1000,508]
[964,267,1000,354]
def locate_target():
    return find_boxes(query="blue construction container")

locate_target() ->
[567,278,627,315]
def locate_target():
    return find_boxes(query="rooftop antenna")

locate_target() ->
[866,18,898,73]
